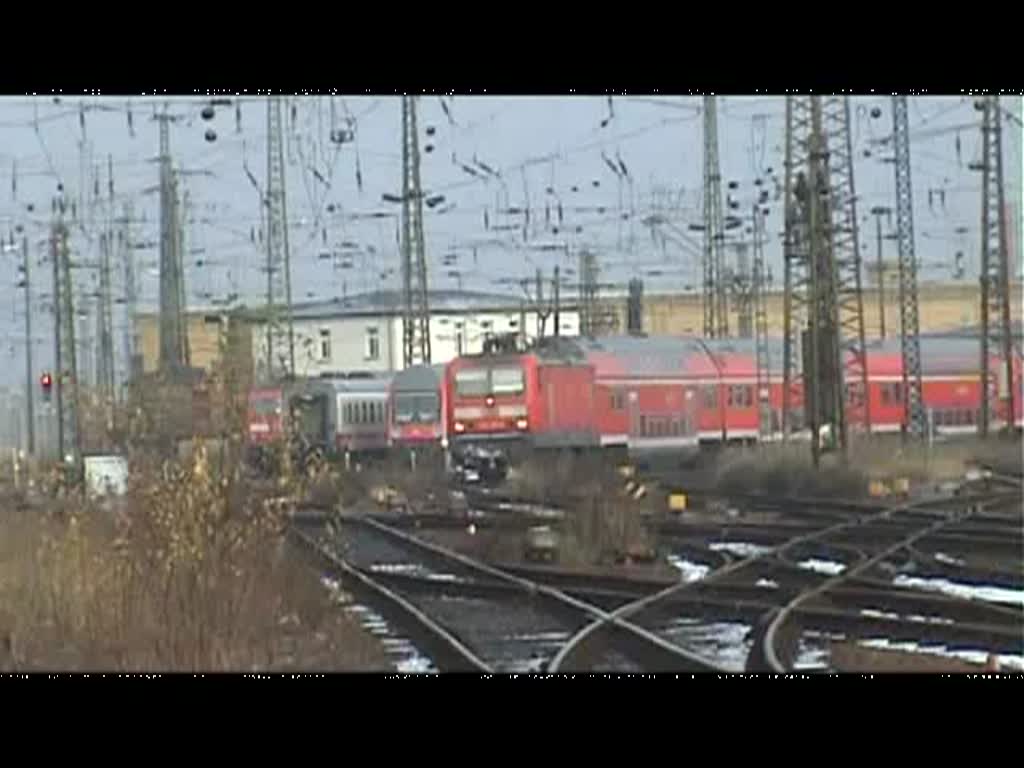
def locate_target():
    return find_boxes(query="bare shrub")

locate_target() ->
[561,481,653,567]
[713,443,867,499]
[0,442,381,672]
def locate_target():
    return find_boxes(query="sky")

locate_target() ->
[0,93,1020,392]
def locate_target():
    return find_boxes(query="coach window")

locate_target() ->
[704,386,718,409]
[638,415,647,436]
[365,327,380,361]
[611,390,625,411]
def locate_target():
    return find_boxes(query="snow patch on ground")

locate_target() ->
[756,578,779,589]
[934,552,967,567]
[369,562,459,582]
[658,619,752,672]
[797,558,847,576]
[667,555,711,583]
[708,541,773,558]
[861,607,955,626]
[858,638,1024,671]
[893,575,1024,607]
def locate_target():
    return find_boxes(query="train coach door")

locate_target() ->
[627,390,641,443]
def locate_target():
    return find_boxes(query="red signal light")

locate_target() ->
[40,372,52,388]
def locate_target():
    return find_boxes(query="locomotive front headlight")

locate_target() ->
[485,395,495,408]
[454,421,466,433]
[515,418,528,430]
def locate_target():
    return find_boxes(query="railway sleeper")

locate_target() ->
[792,605,1023,655]
[821,585,1023,628]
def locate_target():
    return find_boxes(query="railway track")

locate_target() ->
[288,515,728,673]
[548,488,1022,673]
[289,475,1020,672]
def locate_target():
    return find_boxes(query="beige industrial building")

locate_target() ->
[133,281,1023,382]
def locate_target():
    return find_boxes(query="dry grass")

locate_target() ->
[713,443,868,498]
[712,436,1023,499]
[0,443,388,672]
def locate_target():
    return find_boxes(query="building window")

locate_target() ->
[319,328,331,361]
[365,327,380,361]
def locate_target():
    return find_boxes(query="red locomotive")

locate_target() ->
[442,329,1022,471]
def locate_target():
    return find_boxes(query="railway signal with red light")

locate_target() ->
[40,372,53,402]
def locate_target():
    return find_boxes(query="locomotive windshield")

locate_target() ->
[455,369,489,396]
[455,367,524,396]
[491,367,524,394]
[249,396,282,415]
[395,393,440,424]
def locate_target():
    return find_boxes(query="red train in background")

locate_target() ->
[249,328,1021,478]
[439,329,1022,473]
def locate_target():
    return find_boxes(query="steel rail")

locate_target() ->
[761,494,1019,671]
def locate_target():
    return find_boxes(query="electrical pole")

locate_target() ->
[97,231,116,407]
[752,204,771,439]
[22,236,34,456]
[782,97,812,443]
[265,96,296,378]
[627,278,644,335]
[978,95,1015,437]
[155,109,187,373]
[703,96,728,338]
[552,265,561,336]
[119,201,138,389]
[891,96,926,441]
[52,199,80,466]
[782,96,869,464]
[823,96,870,447]
[401,96,431,367]
[733,241,753,338]
[870,206,891,339]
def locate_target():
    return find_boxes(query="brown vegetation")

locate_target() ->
[0,444,387,672]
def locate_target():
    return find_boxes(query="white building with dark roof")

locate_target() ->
[252,288,580,379]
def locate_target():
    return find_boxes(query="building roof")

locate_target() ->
[251,289,577,322]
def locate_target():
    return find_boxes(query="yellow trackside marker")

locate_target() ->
[868,480,889,498]
[632,484,647,500]
[894,477,910,494]
[668,493,688,512]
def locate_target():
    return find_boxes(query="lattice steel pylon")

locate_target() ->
[752,204,772,438]
[821,97,870,444]
[978,95,1015,437]
[52,202,80,465]
[96,231,116,406]
[266,96,296,379]
[702,96,728,338]
[781,97,813,442]
[891,96,926,441]
[156,111,188,373]
[401,96,431,367]
[781,96,869,464]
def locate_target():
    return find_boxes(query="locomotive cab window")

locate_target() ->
[455,369,489,396]
[491,367,525,395]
